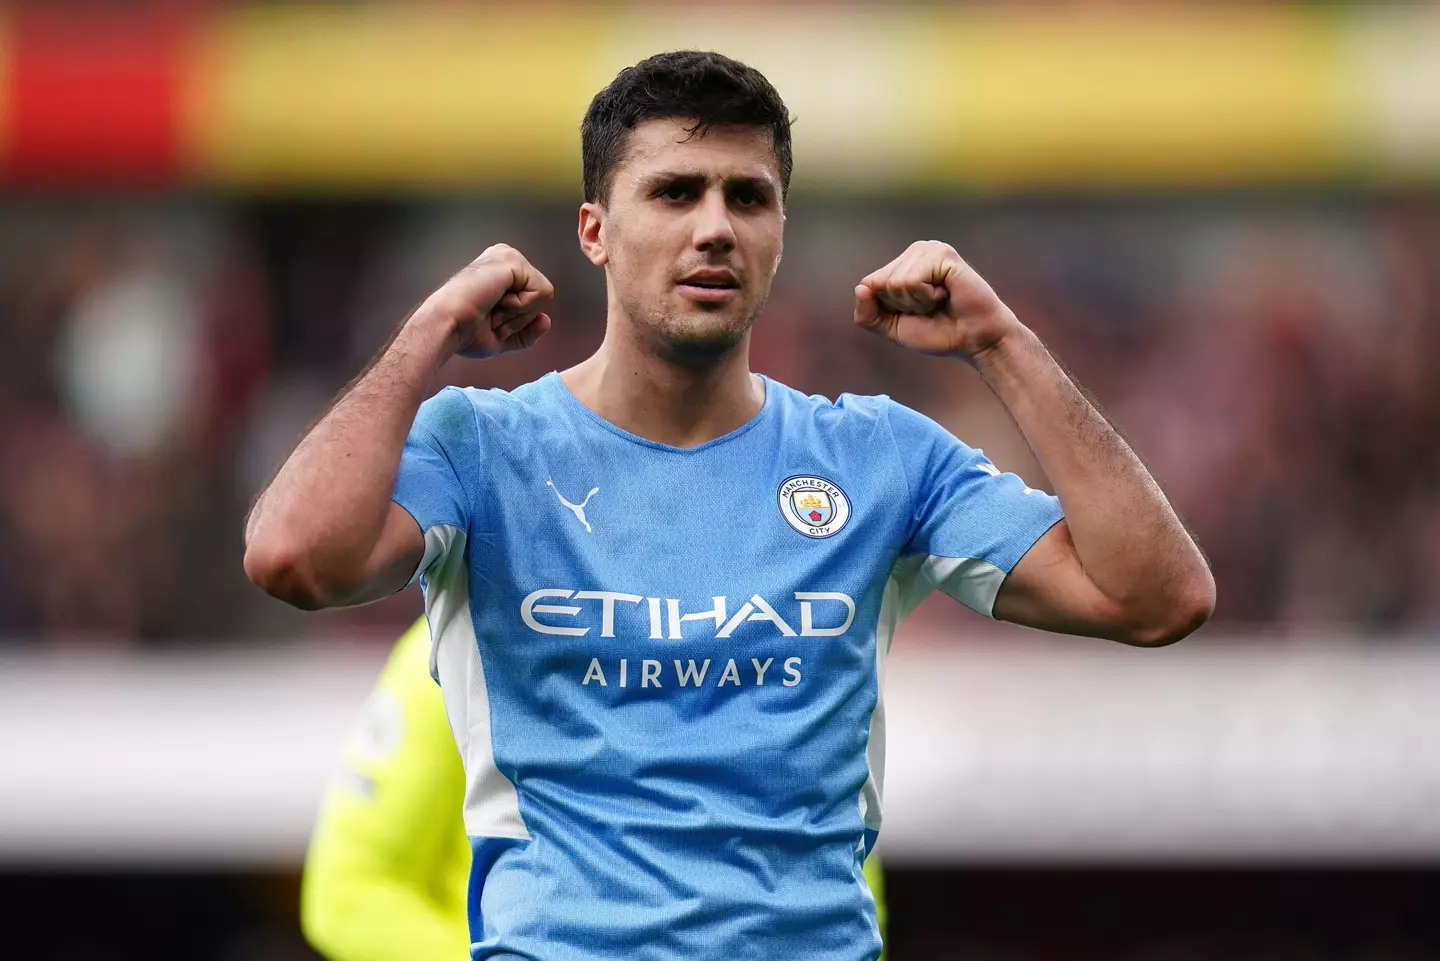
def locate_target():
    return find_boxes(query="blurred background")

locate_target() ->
[2,1,1440,959]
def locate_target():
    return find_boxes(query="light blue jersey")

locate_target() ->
[392,372,1062,961]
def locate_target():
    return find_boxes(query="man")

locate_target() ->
[298,617,888,961]
[246,50,1213,961]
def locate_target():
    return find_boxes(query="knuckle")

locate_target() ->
[477,243,518,265]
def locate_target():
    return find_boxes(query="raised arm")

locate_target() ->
[244,245,553,609]
[855,241,1215,647]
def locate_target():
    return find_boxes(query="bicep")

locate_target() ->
[343,503,427,606]
[991,520,1132,641]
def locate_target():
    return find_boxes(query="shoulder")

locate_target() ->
[413,384,477,438]
[764,378,901,436]
[418,376,557,439]
[764,379,962,452]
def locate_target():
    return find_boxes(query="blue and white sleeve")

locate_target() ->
[886,400,1063,617]
[391,387,475,587]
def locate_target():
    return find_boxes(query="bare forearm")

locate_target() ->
[244,245,554,610]
[974,322,1213,626]
[852,239,1211,642]
[244,310,455,604]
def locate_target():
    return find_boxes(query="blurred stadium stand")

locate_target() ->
[6,639,1440,865]
[2,3,1439,960]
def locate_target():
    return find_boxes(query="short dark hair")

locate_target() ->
[581,51,794,205]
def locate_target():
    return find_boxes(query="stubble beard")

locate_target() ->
[623,290,771,369]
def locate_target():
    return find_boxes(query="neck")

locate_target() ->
[561,321,765,449]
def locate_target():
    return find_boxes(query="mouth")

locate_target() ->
[677,271,741,303]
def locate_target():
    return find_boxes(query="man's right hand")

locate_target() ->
[420,244,555,360]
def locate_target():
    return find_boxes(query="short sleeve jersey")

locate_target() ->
[392,372,1062,961]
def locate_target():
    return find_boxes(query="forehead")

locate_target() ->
[614,118,782,191]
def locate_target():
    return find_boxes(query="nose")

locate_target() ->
[692,187,736,253]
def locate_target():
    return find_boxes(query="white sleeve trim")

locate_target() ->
[406,524,463,589]
[918,554,1008,618]
[421,524,530,841]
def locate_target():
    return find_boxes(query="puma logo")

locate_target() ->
[546,481,600,534]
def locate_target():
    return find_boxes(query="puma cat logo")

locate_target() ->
[547,481,600,534]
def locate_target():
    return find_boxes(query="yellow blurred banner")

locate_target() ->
[2,3,1437,190]
[935,8,1347,189]
[185,6,598,191]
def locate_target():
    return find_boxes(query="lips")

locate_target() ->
[678,269,739,290]
[677,269,741,303]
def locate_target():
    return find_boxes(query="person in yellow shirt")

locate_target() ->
[301,618,887,960]
[301,619,469,960]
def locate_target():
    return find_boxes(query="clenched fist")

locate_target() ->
[853,240,1023,362]
[421,244,555,360]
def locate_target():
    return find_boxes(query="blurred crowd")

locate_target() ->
[1,193,1437,645]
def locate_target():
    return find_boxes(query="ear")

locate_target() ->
[578,202,608,267]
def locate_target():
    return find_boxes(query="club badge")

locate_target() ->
[778,475,851,538]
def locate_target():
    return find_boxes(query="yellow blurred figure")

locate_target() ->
[301,619,888,960]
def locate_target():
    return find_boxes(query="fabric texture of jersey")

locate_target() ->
[303,617,890,961]
[392,372,1062,961]
[301,618,472,961]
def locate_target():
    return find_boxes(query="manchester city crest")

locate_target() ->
[792,489,835,526]
[777,475,851,538]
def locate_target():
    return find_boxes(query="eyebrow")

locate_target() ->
[636,170,778,195]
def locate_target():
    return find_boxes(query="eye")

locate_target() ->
[657,183,697,203]
[731,188,765,208]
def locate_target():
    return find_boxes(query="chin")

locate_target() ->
[653,312,753,365]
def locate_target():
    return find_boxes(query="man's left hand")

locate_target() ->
[853,240,1024,363]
